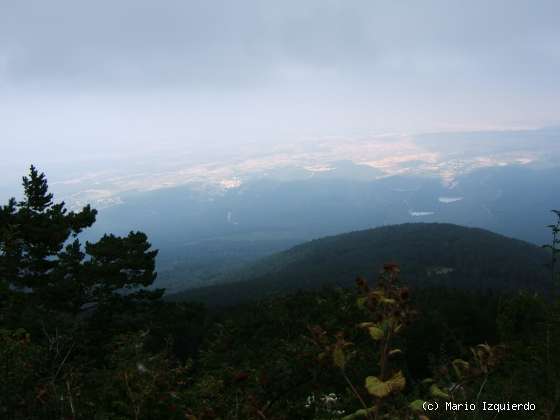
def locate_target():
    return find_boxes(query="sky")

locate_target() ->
[1,0,560,195]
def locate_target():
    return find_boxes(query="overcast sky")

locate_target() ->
[1,0,559,189]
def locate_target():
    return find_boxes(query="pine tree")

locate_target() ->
[0,165,162,319]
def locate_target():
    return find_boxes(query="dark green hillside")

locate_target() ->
[171,223,551,305]
[3,167,560,419]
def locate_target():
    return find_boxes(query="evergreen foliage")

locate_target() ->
[0,167,559,419]
[171,223,551,306]
[0,165,162,322]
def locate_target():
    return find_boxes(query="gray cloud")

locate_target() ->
[1,0,559,90]
[1,0,559,192]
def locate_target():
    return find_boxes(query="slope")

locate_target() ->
[168,223,552,305]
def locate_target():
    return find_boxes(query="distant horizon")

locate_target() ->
[2,1,560,193]
[2,125,559,209]
[2,1,559,253]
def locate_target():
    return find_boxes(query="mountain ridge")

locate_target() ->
[169,222,552,305]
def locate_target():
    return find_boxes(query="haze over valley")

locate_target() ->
[3,3,560,418]
[9,126,553,291]
[3,126,560,293]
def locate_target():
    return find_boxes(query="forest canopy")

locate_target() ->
[0,167,559,419]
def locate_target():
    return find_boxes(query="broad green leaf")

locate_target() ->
[365,376,390,398]
[368,326,384,340]
[388,348,402,357]
[409,399,425,413]
[386,370,406,392]
[430,384,450,399]
[365,372,405,397]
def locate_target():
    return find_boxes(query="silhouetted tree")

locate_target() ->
[0,165,162,319]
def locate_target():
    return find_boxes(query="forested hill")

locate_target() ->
[170,223,551,305]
